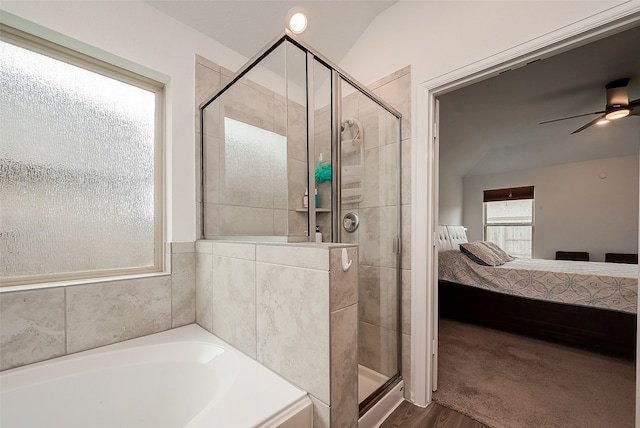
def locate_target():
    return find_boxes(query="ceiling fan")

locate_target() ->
[540,78,640,134]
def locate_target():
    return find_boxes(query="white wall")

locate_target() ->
[1,1,249,243]
[462,155,639,261]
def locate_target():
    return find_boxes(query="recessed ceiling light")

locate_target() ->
[289,12,307,34]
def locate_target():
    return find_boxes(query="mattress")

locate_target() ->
[439,250,638,314]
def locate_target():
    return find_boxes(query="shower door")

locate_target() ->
[337,78,402,410]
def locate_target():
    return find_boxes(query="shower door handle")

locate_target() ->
[393,238,400,254]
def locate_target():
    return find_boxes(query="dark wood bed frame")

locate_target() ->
[439,280,637,360]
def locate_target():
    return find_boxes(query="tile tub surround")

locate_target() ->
[195,241,358,428]
[0,242,196,371]
[0,287,66,370]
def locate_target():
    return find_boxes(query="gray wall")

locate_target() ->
[462,155,639,261]
[439,170,464,226]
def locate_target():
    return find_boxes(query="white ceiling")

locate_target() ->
[439,24,640,177]
[145,0,396,65]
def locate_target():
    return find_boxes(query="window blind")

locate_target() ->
[483,185,534,202]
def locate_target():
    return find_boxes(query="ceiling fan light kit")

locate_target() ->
[604,108,630,120]
[540,77,639,134]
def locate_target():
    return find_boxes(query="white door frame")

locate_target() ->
[411,3,640,412]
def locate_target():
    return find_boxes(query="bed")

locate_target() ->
[438,225,638,359]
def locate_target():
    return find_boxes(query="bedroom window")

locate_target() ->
[0,25,165,287]
[483,186,534,258]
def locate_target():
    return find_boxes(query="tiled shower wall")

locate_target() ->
[195,241,359,428]
[0,243,195,371]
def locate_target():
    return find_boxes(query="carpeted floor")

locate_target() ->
[433,319,636,428]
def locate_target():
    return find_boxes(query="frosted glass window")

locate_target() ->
[0,30,163,286]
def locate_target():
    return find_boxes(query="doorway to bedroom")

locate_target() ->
[432,17,640,428]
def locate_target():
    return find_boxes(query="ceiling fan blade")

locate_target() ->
[539,110,604,125]
[571,114,607,134]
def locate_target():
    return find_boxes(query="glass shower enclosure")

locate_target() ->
[199,31,402,413]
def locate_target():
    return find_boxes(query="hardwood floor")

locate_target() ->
[380,401,489,428]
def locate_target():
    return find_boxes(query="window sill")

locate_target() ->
[0,271,171,294]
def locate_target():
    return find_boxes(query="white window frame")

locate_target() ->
[0,24,165,287]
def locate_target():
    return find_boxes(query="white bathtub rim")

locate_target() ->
[255,396,313,428]
[0,340,226,390]
[2,324,224,378]
[185,394,313,428]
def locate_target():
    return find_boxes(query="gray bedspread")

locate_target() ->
[438,250,638,314]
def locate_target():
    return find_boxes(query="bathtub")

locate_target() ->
[0,324,312,428]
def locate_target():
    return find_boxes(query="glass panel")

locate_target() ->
[312,59,332,242]
[0,39,157,282]
[202,41,307,238]
[285,42,309,237]
[340,79,400,405]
